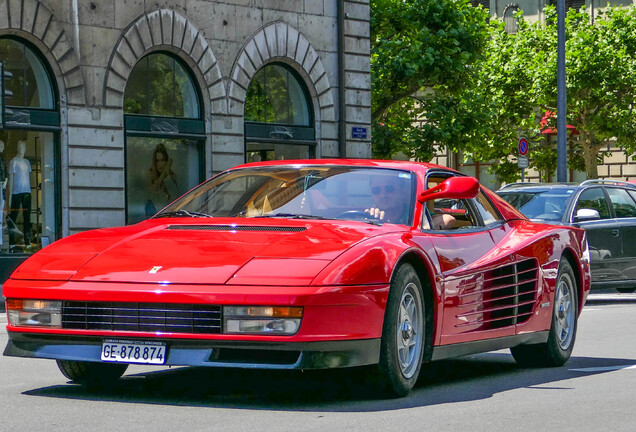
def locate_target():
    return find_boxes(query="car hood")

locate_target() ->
[12,219,398,285]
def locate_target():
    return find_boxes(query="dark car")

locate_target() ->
[497,180,636,293]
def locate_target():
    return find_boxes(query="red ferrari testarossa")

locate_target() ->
[3,159,590,397]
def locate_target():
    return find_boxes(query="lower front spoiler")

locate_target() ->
[4,332,381,370]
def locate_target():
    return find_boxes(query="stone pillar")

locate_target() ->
[342,0,372,158]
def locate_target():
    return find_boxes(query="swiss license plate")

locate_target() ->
[101,339,167,365]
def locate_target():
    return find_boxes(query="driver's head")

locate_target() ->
[370,174,404,214]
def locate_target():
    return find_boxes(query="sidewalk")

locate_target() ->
[585,291,636,305]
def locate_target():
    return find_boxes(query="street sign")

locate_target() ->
[518,137,529,156]
[351,127,367,139]
[518,155,529,169]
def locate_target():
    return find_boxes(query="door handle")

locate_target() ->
[611,229,620,237]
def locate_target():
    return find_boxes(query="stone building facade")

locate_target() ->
[0,0,372,276]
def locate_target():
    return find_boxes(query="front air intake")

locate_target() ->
[62,302,222,334]
[167,225,307,232]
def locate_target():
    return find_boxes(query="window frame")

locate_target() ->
[244,63,316,162]
[123,52,206,225]
[422,171,503,232]
[605,186,636,219]
[574,186,613,220]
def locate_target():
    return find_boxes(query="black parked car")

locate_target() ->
[497,180,636,293]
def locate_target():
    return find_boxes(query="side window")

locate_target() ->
[606,188,636,218]
[472,190,503,226]
[424,174,490,230]
[576,187,611,219]
[427,197,479,230]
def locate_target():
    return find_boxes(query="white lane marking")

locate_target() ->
[569,365,636,372]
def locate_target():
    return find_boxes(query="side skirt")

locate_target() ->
[430,331,549,361]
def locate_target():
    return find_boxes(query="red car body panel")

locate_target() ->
[3,159,591,372]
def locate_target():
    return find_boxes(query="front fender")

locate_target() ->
[311,235,413,286]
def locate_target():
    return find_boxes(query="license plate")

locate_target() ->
[101,339,167,365]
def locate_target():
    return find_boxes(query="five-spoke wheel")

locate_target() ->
[511,257,579,367]
[377,263,426,397]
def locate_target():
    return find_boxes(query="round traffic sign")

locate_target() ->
[518,138,529,156]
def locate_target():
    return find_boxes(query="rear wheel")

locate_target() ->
[511,257,578,367]
[376,263,426,397]
[57,360,128,387]
[616,288,636,294]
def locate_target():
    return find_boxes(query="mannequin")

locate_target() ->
[8,140,32,247]
[0,140,7,246]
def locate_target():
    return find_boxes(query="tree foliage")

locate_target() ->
[370,0,491,160]
[372,3,636,182]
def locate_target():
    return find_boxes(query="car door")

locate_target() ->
[412,174,515,345]
[605,187,636,284]
[573,187,622,284]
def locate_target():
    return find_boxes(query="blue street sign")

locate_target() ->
[351,127,367,139]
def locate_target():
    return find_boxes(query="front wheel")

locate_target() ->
[376,263,426,397]
[57,360,128,387]
[511,257,578,367]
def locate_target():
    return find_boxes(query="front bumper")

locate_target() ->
[4,331,381,370]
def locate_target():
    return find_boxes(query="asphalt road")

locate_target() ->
[1,301,636,432]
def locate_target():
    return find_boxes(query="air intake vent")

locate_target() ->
[62,302,222,334]
[456,259,539,330]
[167,225,307,232]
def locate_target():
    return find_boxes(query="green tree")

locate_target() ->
[547,6,636,178]
[372,3,636,182]
[457,13,549,182]
[370,0,491,159]
[462,6,636,180]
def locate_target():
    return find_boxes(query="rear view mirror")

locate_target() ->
[418,176,480,203]
[574,208,601,222]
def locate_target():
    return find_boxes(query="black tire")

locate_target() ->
[57,360,128,387]
[616,288,636,294]
[376,263,426,397]
[511,257,578,367]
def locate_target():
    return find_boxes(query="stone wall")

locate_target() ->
[0,0,372,235]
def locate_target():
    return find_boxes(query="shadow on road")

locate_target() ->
[22,352,636,411]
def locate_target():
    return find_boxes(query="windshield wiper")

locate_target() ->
[154,210,213,218]
[254,213,330,220]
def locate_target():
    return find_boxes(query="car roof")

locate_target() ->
[498,179,636,193]
[232,158,456,175]
[497,183,577,193]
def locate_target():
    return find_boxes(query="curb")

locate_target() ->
[585,294,636,305]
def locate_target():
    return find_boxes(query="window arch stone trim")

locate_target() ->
[104,9,225,114]
[503,3,521,16]
[0,0,83,104]
[228,21,335,123]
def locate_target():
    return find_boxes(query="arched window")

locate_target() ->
[0,38,55,109]
[504,5,520,34]
[124,54,199,118]
[123,52,205,224]
[244,64,315,161]
[0,37,60,257]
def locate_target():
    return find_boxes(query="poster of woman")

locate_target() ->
[146,143,179,216]
[126,138,201,224]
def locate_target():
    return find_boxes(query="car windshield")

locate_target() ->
[499,189,573,221]
[156,166,415,225]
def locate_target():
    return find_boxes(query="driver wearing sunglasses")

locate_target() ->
[365,175,409,224]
